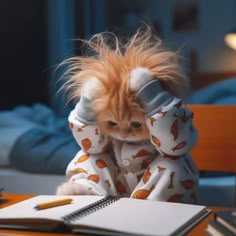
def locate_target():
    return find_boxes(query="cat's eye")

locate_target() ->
[130,121,142,128]
[108,121,117,127]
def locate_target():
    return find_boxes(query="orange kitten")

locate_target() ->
[57,26,198,199]
[62,26,188,142]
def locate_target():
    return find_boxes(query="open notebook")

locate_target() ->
[0,195,210,236]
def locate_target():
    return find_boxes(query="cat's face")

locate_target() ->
[94,90,150,142]
[82,68,153,142]
[98,112,149,142]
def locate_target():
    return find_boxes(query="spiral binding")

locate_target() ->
[62,196,120,223]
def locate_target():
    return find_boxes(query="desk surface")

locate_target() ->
[0,193,229,236]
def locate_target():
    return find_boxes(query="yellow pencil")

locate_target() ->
[34,198,73,210]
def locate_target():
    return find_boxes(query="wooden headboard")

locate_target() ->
[190,50,236,91]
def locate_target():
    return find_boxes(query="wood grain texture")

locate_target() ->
[189,105,236,173]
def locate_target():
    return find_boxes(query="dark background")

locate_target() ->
[0,0,48,110]
[1,0,236,111]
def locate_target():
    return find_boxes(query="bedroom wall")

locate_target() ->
[112,0,236,73]
[150,0,236,73]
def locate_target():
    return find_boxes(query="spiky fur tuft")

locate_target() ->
[60,26,189,141]
[62,25,189,102]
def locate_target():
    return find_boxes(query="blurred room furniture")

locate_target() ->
[224,28,236,50]
[190,50,236,91]
[189,104,236,207]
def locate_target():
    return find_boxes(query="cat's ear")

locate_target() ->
[129,67,153,92]
[81,77,103,100]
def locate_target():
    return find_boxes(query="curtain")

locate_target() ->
[47,0,76,116]
[47,0,106,116]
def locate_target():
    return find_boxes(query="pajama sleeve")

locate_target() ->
[63,100,116,196]
[137,80,198,156]
[68,99,111,154]
[129,80,199,203]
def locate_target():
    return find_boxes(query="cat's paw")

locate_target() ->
[56,182,95,195]
[81,77,103,100]
[129,67,153,92]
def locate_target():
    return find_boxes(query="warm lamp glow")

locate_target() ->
[224,33,236,50]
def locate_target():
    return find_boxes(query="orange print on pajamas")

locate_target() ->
[132,185,155,199]
[87,174,100,183]
[132,149,150,159]
[81,138,92,151]
[77,124,88,132]
[74,153,90,164]
[96,159,107,168]
[142,168,151,184]
[71,167,88,174]
[171,141,187,152]
[170,119,178,140]
[151,135,161,147]
[149,117,156,126]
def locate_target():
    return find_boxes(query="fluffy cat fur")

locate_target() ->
[63,26,188,139]
[57,26,190,195]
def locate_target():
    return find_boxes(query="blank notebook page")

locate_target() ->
[72,198,206,236]
[0,195,104,221]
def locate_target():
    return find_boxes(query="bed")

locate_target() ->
[0,103,78,195]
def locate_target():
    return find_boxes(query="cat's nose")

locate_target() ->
[120,132,129,139]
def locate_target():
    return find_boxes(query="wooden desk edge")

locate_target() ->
[0,193,232,236]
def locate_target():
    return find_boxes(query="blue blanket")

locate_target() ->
[0,104,79,174]
[187,78,236,104]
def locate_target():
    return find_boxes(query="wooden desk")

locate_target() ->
[0,193,229,236]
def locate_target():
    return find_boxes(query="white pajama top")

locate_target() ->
[66,96,199,204]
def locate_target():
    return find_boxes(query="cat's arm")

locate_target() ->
[130,68,198,156]
[68,79,111,154]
